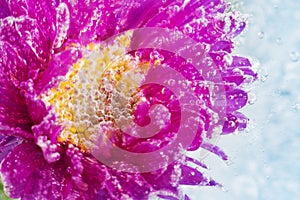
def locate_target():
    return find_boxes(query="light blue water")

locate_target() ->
[184,0,300,199]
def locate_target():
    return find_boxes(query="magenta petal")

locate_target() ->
[230,56,252,67]
[143,164,179,192]
[104,169,151,199]
[0,41,33,130]
[211,41,233,53]
[187,125,203,151]
[6,0,28,17]
[122,0,181,28]
[22,163,65,200]
[0,16,50,67]
[7,0,58,42]
[179,165,204,185]
[35,48,82,95]
[0,0,10,18]
[222,112,248,134]
[185,195,191,200]
[27,0,58,42]
[62,0,110,43]
[201,142,228,160]
[226,89,248,111]
[0,141,44,198]
[0,135,21,161]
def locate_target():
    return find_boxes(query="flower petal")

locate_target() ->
[0,16,51,68]
[0,0,10,18]
[0,41,33,132]
[0,141,44,198]
[34,48,82,95]
[226,89,248,111]
[0,135,21,161]
[6,0,57,42]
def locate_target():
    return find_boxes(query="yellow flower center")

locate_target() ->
[40,31,151,151]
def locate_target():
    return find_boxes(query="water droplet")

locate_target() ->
[289,51,299,62]
[257,31,264,39]
[275,37,282,45]
[292,103,300,112]
[258,68,268,82]
[135,51,142,58]
[183,24,193,34]
[9,35,16,42]
[247,93,257,105]
[223,54,233,66]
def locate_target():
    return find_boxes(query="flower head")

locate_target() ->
[0,0,256,199]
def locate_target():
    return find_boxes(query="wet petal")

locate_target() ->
[222,112,248,134]
[0,41,33,131]
[34,48,82,94]
[0,141,44,198]
[0,0,11,18]
[0,16,51,67]
[179,165,204,185]
[226,89,248,111]
[6,0,58,42]
[0,135,22,161]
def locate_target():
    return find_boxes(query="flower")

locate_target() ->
[0,0,257,200]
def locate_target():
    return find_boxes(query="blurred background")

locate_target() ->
[184,0,300,199]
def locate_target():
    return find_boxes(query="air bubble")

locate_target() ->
[275,37,282,45]
[223,54,233,66]
[9,36,16,42]
[135,51,142,58]
[150,50,164,62]
[292,103,300,112]
[257,31,264,39]
[247,93,257,105]
[289,51,299,62]
[167,79,175,86]
[183,24,193,34]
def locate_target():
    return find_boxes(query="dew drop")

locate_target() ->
[289,51,299,62]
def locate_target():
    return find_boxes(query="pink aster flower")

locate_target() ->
[0,0,257,199]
